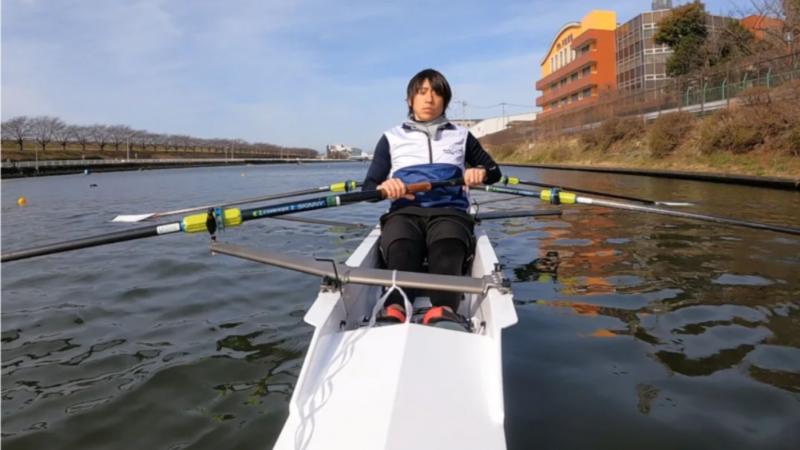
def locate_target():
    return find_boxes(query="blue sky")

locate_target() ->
[2,0,739,152]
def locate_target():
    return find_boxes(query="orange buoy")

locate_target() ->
[17,196,27,206]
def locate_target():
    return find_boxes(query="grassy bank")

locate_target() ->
[483,85,800,180]
[488,136,800,179]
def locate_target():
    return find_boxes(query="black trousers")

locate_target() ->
[379,209,474,312]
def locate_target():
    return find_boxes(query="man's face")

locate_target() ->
[408,79,444,122]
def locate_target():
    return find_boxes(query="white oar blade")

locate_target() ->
[656,202,694,207]
[112,214,155,223]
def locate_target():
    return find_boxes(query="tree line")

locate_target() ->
[0,116,318,159]
[654,0,800,78]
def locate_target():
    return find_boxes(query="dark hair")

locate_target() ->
[406,68,452,115]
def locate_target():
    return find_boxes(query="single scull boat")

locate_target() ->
[211,221,519,449]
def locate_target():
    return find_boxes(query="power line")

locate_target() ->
[469,102,532,109]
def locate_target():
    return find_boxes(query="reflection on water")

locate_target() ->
[489,167,799,449]
[2,164,800,449]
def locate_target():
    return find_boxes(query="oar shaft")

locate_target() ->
[2,178,465,262]
[577,196,800,235]
[482,185,800,236]
[236,179,462,223]
[0,223,176,262]
[240,190,382,222]
[157,181,361,218]
[501,176,663,205]
[113,180,361,222]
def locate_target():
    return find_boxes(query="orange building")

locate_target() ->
[535,11,617,118]
[740,15,785,41]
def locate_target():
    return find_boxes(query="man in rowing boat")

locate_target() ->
[363,68,502,329]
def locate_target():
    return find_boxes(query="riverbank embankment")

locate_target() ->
[483,83,800,181]
[502,162,800,190]
[0,158,344,179]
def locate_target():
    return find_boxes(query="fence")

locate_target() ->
[534,53,800,138]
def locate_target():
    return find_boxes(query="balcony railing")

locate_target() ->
[536,50,595,90]
[536,72,601,106]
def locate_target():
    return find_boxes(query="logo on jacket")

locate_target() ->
[441,143,464,155]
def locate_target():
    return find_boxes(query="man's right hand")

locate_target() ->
[377,178,415,200]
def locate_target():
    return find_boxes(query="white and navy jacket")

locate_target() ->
[363,120,501,211]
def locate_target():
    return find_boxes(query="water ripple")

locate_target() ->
[3,164,800,449]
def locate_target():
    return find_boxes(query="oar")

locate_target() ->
[1,178,464,263]
[482,184,800,236]
[111,180,362,222]
[271,215,366,229]
[500,176,692,207]
[473,209,562,222]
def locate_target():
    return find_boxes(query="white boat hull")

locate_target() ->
[274,226,517,449]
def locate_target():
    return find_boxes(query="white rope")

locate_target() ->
[369,270,412,326]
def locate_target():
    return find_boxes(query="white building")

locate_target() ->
[326,144,371,160]
[450,119,482,129]
[468,112,537,138]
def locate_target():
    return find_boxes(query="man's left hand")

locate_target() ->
[464,168,486,187]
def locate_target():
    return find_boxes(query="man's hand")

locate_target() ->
[377,178,415,200]
[464,168,486,187]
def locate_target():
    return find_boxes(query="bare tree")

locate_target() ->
[107,125,133,152]
[29,116,65,154]
[89,125,110,152]
[212,138,233,158]
[127,129,146,151]
[27,116,63,169]
[745,0,800,60]
[140,132,160,151]
[152,134,170,152]
[174,135,194,152]
[2,116,31,151]
[3,115,315,163]
[72,126,92,153]
[54,124,78,151]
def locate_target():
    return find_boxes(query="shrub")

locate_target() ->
[780,122,800,157]
[698,109,763,154]
[737,86,771,107]
[580,117,644,151]
[648,112,694,158]
[487,144,518,161]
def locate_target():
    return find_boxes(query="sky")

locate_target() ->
[2,0,741,152]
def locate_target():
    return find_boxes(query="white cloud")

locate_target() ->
[2,0,736,151]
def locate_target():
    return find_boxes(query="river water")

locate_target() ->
[2,163,799,449]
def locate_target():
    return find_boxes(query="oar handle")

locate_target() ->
[406,182,435,194]
[405,178,465,195]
